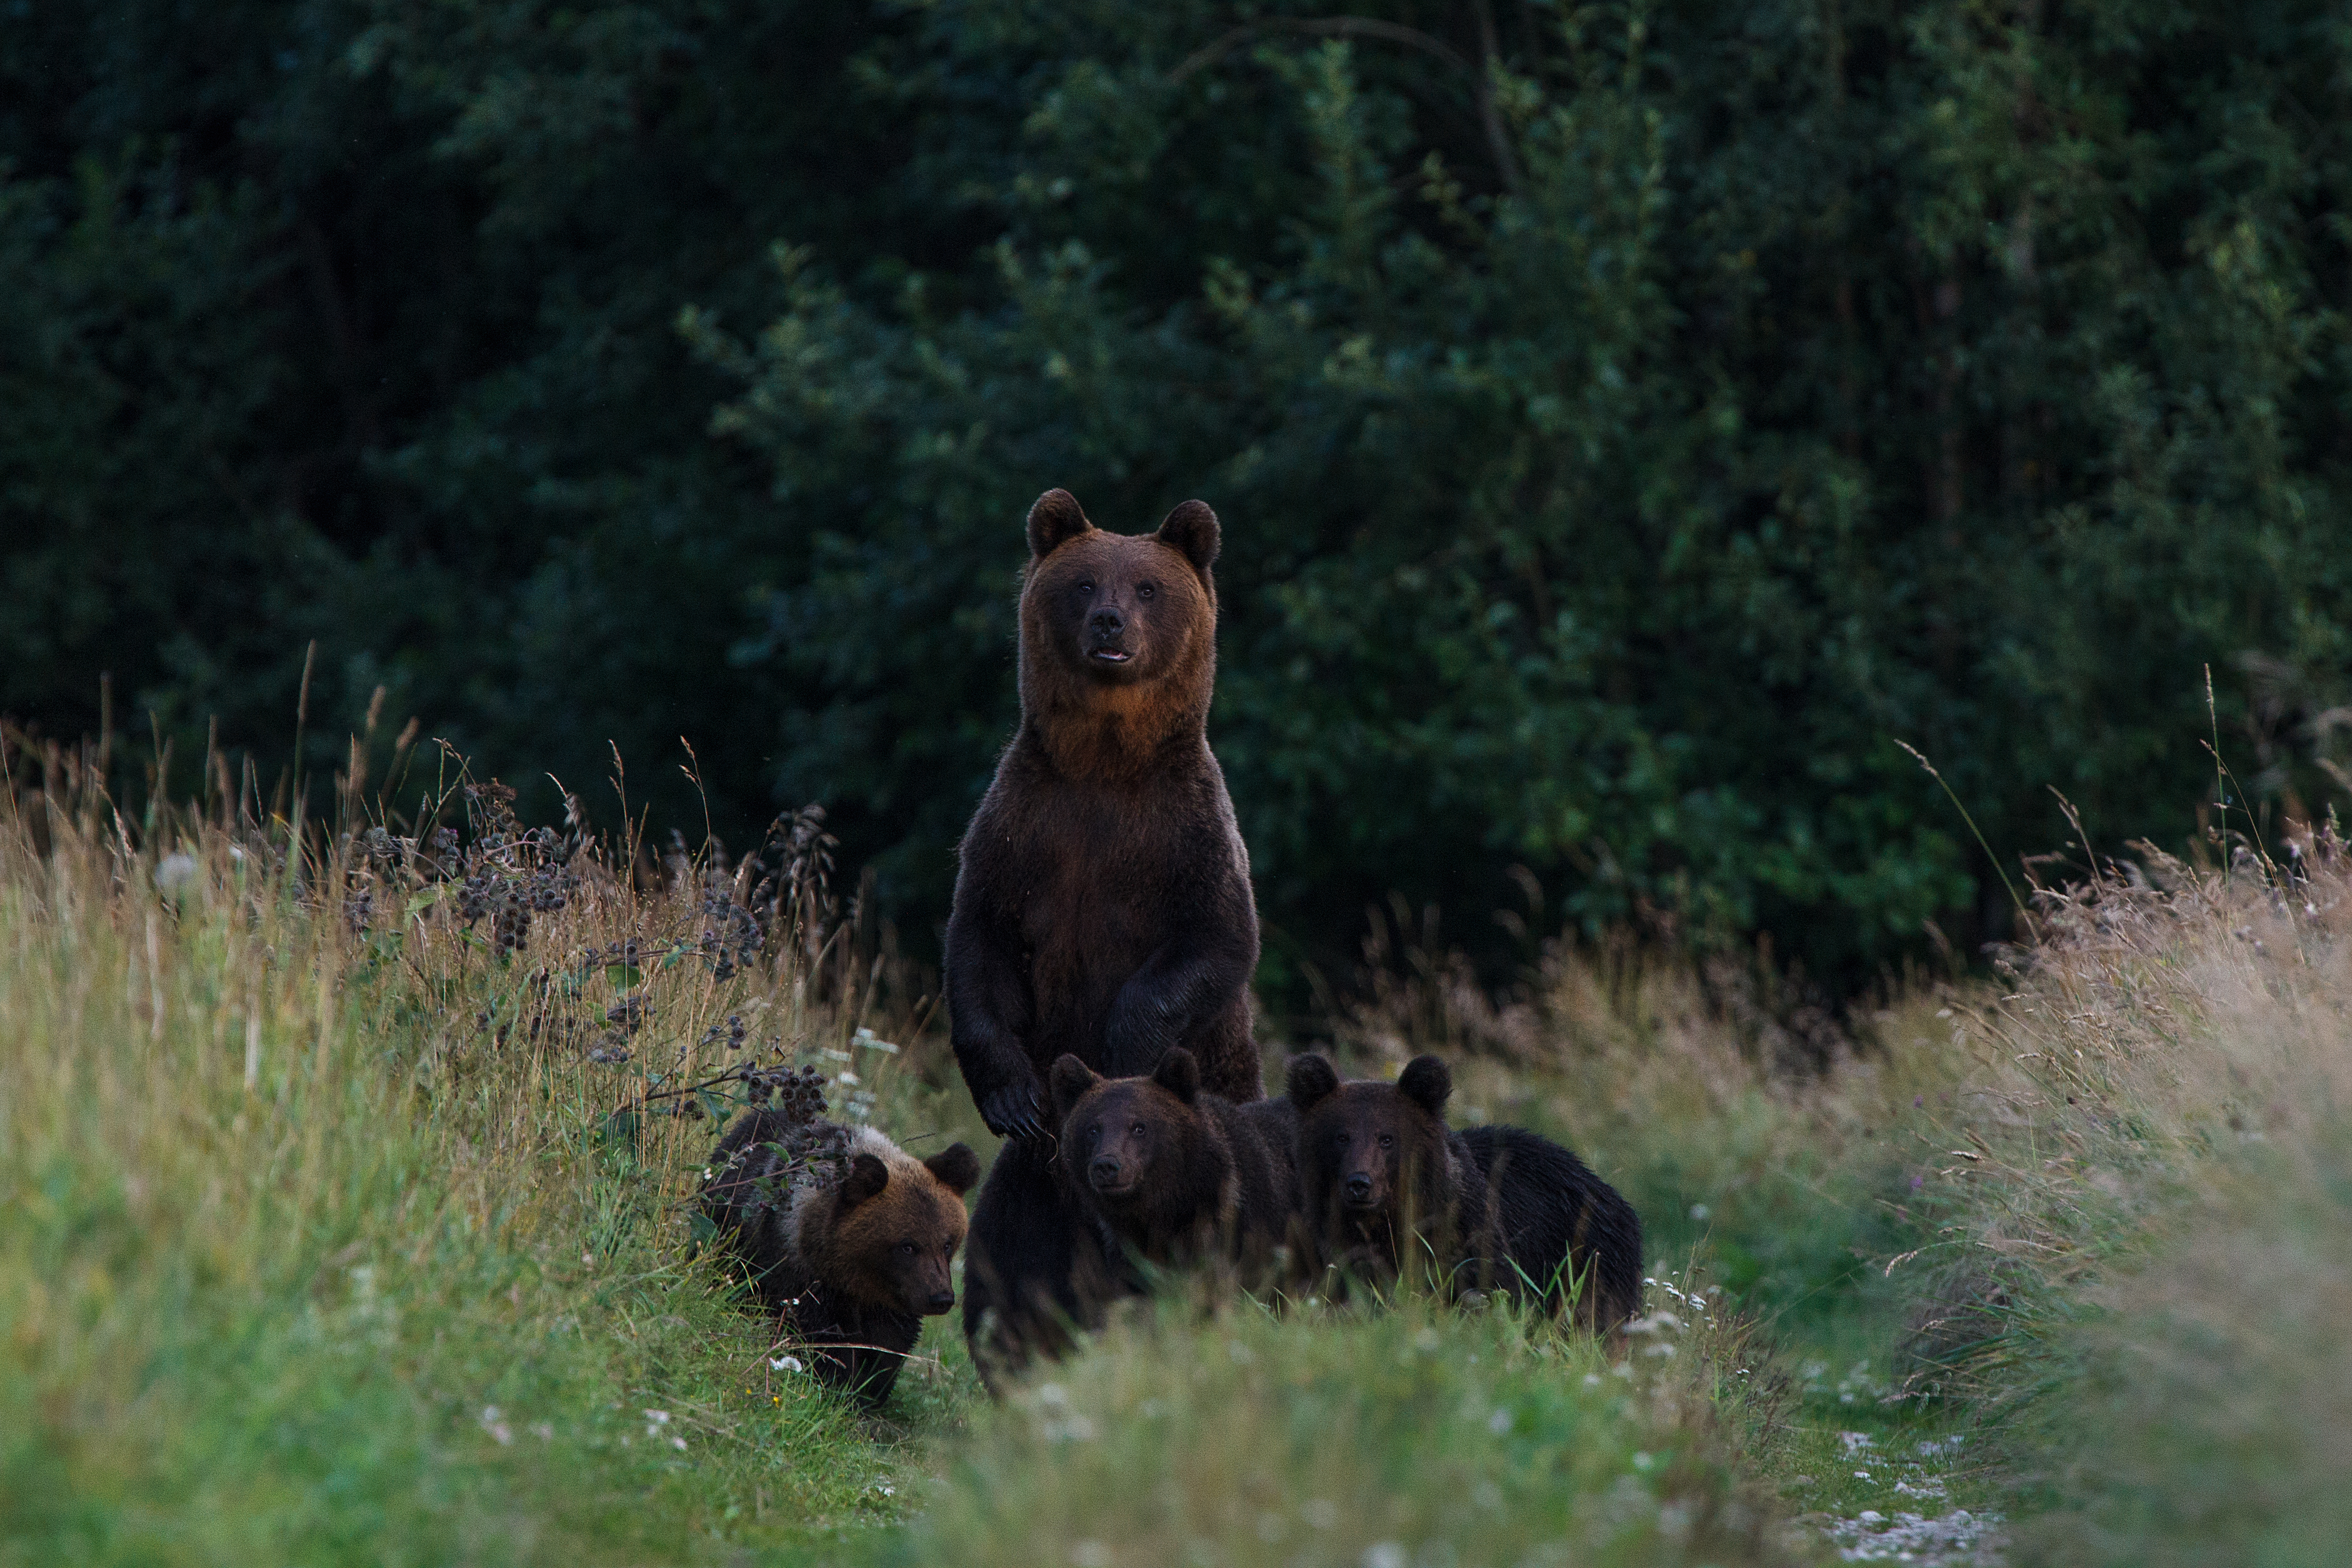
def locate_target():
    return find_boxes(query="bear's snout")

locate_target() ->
[1342,1171,1378,1207]
[924,1287,956,1315]
[1086,605,1131,663]
[1089,1153,1135,1193]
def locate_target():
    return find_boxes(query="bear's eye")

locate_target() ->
[1076,578,1095,595]
[1137,581,1156,600]
[897,1241,916,1257]
[1333,1131,1350,1148]
[1377,1133,1395,1149]
[1131,1121,1148,1137]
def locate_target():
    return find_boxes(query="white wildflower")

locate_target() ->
[156,853,200,899]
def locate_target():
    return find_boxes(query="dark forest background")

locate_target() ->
[5,0,2349,997]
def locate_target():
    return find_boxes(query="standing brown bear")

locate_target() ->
[948,489,1262,1382]
[1287,1053,1643,1332]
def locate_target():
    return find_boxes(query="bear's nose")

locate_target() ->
[926,1288,956,1313]
[1090,1156,1124,1187]
[1088,606,1124,638]
[1343,1172,1374,1204]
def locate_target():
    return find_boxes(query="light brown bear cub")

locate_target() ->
[701,1108,981,1408]
[1048,1047,1298,1292]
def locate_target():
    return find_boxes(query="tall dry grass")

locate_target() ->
[1910,834,2352,1562]
[1333,833,2352,1562]
[0,746,986,1565]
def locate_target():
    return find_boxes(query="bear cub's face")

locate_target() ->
[831,1144,981,1317]
[1288,1054,1453,1222]
[1023,490,1218,691]
[1050,1048,1206,1210]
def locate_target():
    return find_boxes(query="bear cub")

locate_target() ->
[1286,1054,1642,1330]
[701,1107,981,1407]
[1048,1047,1299,1288]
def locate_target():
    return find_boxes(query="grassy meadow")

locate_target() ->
[5,748,2349,1565]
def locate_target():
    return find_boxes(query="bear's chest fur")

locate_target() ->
[977,738,1235,1050]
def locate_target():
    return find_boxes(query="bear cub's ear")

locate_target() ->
[1028,489,1094,559]
[1286,1053,1340,1112]
[1049,1053,1103,1120]
[840,1151,891,1207]
[1396,1054,1452,1117]
[1150,1046,1201,1105]
[925,1142,982,1197]
[1154,499,1219,575]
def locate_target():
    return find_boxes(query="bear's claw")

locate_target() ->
[980,1080,1049,1141]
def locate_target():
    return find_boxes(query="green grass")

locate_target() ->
[2006,1129,2352,1566]
[0,798,1835,1568]
[893,1291,1801,1568]
[0,807,990,1566]
[14,782,2351,1564]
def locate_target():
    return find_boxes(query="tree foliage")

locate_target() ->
[4,0,2349,989]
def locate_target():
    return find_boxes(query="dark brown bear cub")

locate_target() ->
[1287,1054,1642,1331]
[949,489,1262,1382]
[1048,1047,1299,1290]
[701,1108,981,1408]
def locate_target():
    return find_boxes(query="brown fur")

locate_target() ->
[701,1114,980,1408]
[948,489,1259,1133]
[792,1127,977,1320]
[951,488,1262,1387]
[1288,1054,1481,1295]
[1047,1048,1299,1284]
[1286,1055,1644,1329]
[1017,516,1218,785]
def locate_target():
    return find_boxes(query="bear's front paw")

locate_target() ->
[979,1079,1049,1141]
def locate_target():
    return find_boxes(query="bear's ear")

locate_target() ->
[1151,1047,1201,1105]
[925,1142,982,1197]
[1028,489,1095,559]
[1396,1054,1453,1117]
[1286,1053,1340,1112]
[1154,499,1219,576]
[1048,1053,1103,1121]
[839,1151,891,1208]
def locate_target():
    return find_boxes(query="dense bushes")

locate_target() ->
[4,0,2349,984]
